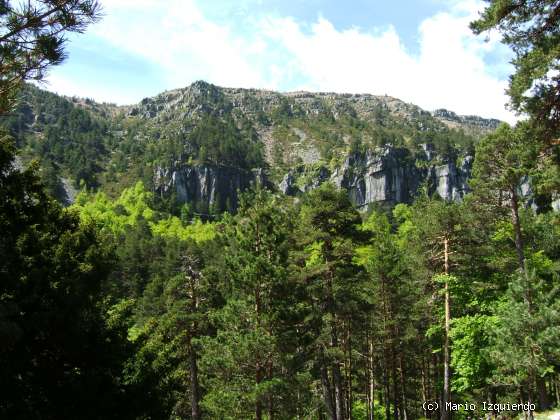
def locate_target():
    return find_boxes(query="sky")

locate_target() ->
[45,0,517,122]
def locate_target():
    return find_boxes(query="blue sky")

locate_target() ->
[45,0,516,122]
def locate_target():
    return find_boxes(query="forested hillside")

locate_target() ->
[1,0,560,419]
[2,81,500,213]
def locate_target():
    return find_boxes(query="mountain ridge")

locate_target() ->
[2,81,502,213]
[124,80,500,135]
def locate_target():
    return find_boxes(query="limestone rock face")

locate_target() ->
[152,146,551,215]
[432,109,500,136]
[128,82,495,211]
[61,178,78,206]
[333,148,422,207]
[13,82,507,212]
[279,171,300,196]
[277,147,473,209]
[154,164,266,212]
[429,155,473,202]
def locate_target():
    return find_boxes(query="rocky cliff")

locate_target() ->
[279,146,472,209]
[154,164,267,213]
[151,147,473,212]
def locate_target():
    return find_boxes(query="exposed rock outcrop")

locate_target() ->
[433,108,500,136]
[429,156,473,203]
[278,147,473,208]
[61,178,78,206]
[154,164,267,212]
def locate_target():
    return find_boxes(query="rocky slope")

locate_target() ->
[3,81,502,212]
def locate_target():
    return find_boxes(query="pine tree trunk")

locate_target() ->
[442,237,451,420]
[527,386,535,420]
[333,341,345,420]
[510,187,528,281]
[326,257,344,420]
[398,352,408,420]
[490,387,497,417]
[509,186,538,321]
[435,347,443,415]
[346,323,353,420]
[383,357,390,420]
[421,358,428,419]
[267,357,274,420]
[321,357,336,420]
[255,285,263,420]
[386,282,399,420]
[369,336,375,420]
[188,336,202,420]
[381,274,391,420]
[256,362,263,420]
[537,376,549,411]
[183,255,202,420]
[391,347,399,419]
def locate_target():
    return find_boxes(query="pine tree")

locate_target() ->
[401,193,481,419]
[0,0,101,114]
[356,210,424,419]
[470,123,538,297]
[199,189,296,419]
[0,132,132,418]
[295,183,369,420]
[471,0,560,140]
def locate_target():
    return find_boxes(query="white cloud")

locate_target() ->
[93,0,273,90]
[259,3,515,122]
[47,0,516,122]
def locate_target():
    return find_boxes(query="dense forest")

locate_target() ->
[1,1,560,419]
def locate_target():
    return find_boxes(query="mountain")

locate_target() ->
[1,81,501,212]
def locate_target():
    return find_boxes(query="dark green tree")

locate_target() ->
[470,123,538,289]
[471,0,560,139]
[488,271,560,414]
[356,210,424,419]
[0,133,132,419]
[403,196,464,418]
[295,183,369,420]
[199,189,297,419]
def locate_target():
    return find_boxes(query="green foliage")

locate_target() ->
[199,298,277,419]
[188,114,264,168]
[5,1,560,418]
[450,314,497,392]
[270,97,295,124]
[0,1,101,114]
[295,184,372,418]
[352,399,387,420]
[3,129,560,417]
[488,272,560,388]
[151,217,216,242]
[1,37,559,420]
[200,188,301,418]
[1,81,487,213]
[72,181,216,243]
[471,123,537,199]
[2,85,111,188]
[471,0,560,137]
[0,133,135,419]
